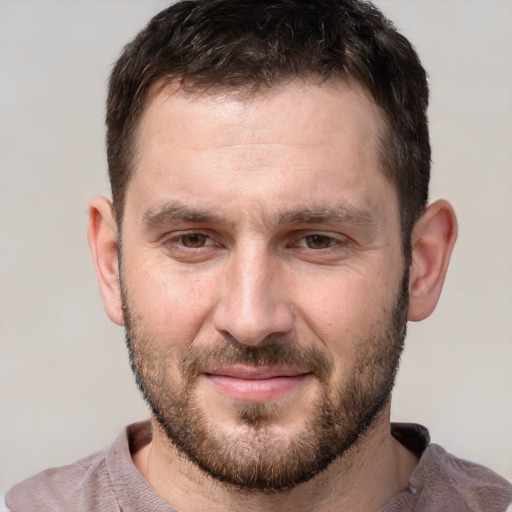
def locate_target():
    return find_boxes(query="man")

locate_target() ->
[6,0,511,510]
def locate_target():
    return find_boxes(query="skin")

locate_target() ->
[89,79,457,511]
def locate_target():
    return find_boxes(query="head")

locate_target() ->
[90,0,457,493]
[106,0,430,255]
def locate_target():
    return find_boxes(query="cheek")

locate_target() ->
[292,269,397,360]
[124,258,218,346]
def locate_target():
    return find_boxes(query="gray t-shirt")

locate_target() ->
[6,421,512,512]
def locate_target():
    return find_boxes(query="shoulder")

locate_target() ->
[5,422,154,512]
[5,448,118,512]
[388,423,511,512]
[408,444,512,512]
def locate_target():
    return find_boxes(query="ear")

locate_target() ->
[87,196,124,326]
[407,199,458,322]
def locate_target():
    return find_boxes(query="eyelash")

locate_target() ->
[163,229,350,253]
[289,234,341,250]
[164,232,220,251]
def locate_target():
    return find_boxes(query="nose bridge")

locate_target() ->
[213,241,293,345]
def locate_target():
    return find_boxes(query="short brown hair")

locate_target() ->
[107,0,430,253]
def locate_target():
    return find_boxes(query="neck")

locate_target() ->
[133,406,418,512]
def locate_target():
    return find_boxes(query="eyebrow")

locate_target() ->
[142,202,233,230]
[277,204,377,228]
[141,201,377,231]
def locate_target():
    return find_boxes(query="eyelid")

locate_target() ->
[288,230,349,248]
[298,234,338,249]
[162,229,220,248]
[160,228,351,253]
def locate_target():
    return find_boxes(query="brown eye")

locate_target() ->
[304,234,335,249]
[180,233,209,248]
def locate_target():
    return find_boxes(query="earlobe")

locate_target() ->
[87,196,124,326]
[407,199,458,322]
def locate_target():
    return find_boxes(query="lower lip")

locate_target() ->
[204,374,310,402]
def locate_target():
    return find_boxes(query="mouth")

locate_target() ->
[202,365,312,402]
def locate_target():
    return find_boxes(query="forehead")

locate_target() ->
[125,79,395,229]
[137,78,384,155]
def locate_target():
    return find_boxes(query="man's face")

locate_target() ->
[120,80,408,490]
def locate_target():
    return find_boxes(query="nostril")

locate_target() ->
[213,301,294,347]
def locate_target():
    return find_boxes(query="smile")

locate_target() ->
[203,366,312,402]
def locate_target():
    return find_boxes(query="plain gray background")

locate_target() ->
[1,0,511,493]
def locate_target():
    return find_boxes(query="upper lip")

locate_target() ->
[204,365,309,380]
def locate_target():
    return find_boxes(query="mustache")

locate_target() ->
[181,336,334,384]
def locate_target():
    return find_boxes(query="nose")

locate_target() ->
[213,245,294,346]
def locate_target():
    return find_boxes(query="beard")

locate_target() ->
[121,271,409,492]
